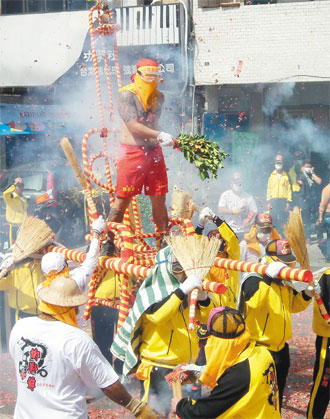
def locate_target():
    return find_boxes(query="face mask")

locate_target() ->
[257,232,271,243]
[275,163,283,171]
[305,167,312,174]
[232,184,242,193]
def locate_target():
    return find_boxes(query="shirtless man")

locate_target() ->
[105,58,174,253]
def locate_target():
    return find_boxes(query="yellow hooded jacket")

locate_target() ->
[139,289,213,368]
[241,274,311,351]
[176,342,280,419]
[288,167,301,193]
[0,259,44,314]
[3,184,28,225]
[207,222,240,308]
[312,270,330,338]
[266,170,292,202]
[243,226,280,259]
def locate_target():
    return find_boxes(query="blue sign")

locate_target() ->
[0,104,71,135]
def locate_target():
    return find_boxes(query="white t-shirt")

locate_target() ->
[218,189,257,233]
[9,317,118,419]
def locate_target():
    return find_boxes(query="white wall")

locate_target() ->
[193,0,330,85]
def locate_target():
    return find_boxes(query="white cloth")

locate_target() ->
[239,240,266,264]
[218,190,257,233]
[239,239,266,285]
[9,317,118,419]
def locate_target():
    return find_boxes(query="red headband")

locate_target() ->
[136,58,159,68]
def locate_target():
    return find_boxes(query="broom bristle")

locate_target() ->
[284,207,310,269]
[166,233,220,279]
[171,186,199,219]
[12,216,54,262]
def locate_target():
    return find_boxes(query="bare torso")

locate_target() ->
[117,90,164,148]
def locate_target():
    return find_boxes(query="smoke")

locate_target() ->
[262,82,295,116]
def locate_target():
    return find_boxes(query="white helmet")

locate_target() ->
[41,252,66,275]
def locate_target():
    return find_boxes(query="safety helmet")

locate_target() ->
[41,252,66,275]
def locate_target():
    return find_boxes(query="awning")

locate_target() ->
[0,104,71,135]
[0,11,90,87]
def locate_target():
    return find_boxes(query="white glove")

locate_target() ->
[180,275,203,295]
[157,132,174,147]
[305,280,321,298]
[181,364,204,373]
[265,261,287,279]
[92,216,107,235]
[1,255,14,271]
[198,289,208,301]
[181,364,205,383]
[198,207,216,228]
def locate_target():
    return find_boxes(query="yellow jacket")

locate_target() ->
[176,342,280,419]
[266,170,292,202]
[242,275,311,351]
[208,222,240,308]
[0,259,44,314]
[312,270,330,338]
[95,270,121,300]
[288,167,301,193]
[140,290,213,367]
[3,185,28,225]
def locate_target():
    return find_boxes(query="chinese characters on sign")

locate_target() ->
[80,49,175,78]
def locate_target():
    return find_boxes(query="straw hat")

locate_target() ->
[38,275,88,307]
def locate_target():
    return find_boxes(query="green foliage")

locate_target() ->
[175,133,229,181]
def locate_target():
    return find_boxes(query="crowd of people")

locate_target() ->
[0,57,329,418]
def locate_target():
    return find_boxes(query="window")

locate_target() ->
[1,0,92,14]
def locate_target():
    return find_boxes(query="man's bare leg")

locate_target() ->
[149,195,169,233]
[108,197,132,223]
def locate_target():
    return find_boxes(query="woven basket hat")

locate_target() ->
[200,306,246,339]
[38,275,88,307]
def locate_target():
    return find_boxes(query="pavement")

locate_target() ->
[0,238,329,418]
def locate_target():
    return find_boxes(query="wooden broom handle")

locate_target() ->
[173,379,183,399]
[172,379,183,419]
[0,268,9,279]
[60,137,99,220]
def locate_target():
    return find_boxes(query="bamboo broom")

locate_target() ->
[284,207,330,323]
[60,137,99,221]
[0,216,54,278]
[166,234,220,330]
[284,207,310,269]
[171,186,199,220]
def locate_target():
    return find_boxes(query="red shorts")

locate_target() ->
[116,144,168,198]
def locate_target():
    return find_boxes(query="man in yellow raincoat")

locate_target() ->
[195,207,240,308]
[3,177,28,245]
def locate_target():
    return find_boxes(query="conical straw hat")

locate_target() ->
[38,275,88,307]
